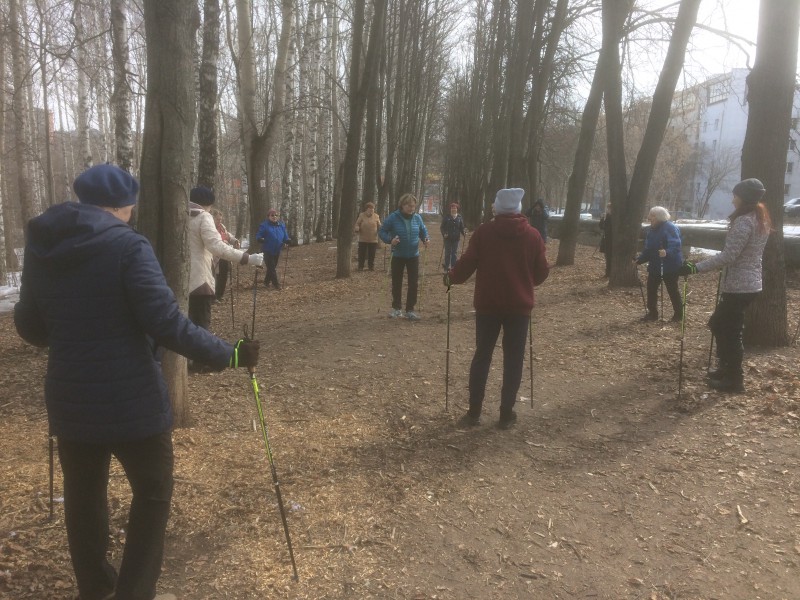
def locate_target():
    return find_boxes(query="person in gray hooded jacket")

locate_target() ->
[679,178,771,392]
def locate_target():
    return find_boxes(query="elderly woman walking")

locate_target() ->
[679,178,771,392]
[634,206,684,322]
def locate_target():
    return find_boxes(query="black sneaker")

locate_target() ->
[498,411,517,430]
[456,413,481,428]
[640,313,658,322]
[670,313,682,323]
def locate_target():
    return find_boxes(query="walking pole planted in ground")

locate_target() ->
[528,313,534,409]
[229,262,235,330]
[636,264,647,315]
[247,367,300,581]
[418,244,430,312]
[707,271,722,370]
[678,276,688,400]
[438,243,445,273]
[251,270,259,341]
[48,432,54,520]
[445,281,452,411]
[282,245,290,286]
[659,255,664,322]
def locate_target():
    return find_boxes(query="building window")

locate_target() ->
[696,182,701,194]
[714,119,719,130]
[701,141,706,151]
[703,121,708,132]
[789,162,794,174]
[786,184,791,196]
[712,140,717,150]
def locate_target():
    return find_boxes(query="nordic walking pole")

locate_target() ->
[635,264,647,315]
[707,271,722,370]
[248,368,299,581]
[418,244,430,312]
[48,433,54,520]
[282,244,290,286]
[678,276,688,400]
[528,312,534,409]
[251,269,259,342]
[659,254,664,322]
[445,281,452,411]
[229,261,235,330]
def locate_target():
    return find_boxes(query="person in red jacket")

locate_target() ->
[445,188,549,429]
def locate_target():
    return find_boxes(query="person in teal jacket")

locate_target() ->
[379,193,430,320]
[256,209,291,289]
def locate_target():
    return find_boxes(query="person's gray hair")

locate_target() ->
[648,206,670,222]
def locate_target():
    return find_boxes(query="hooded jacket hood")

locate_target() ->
[489,213,530,238]
[26,202,132,268]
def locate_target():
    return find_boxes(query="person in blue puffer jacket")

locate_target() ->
[634,206,684,322]
[256,209,291,289]
[14,164,259,600]
[379,193,430,321]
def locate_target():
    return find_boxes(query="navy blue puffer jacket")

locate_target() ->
[14,202,234,443]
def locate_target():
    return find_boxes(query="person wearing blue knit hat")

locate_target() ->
[14,164,260,600]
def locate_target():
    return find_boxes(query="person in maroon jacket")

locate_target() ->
[444,188,549,429]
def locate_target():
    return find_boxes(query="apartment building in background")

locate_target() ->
[672,68,800,219]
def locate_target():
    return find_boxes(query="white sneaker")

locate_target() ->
[388,308,403,318]
[406,311,421,321]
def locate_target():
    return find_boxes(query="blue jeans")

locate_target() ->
[59,432,174,600]
[468,313,530,418]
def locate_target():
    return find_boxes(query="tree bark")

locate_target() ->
[335,0,387,278]
[741,0,800,347]
[555,54,606,266]
[111,0,134,171]
[196,0,220,188]
[138,0,200,427]
[9,0,38,230]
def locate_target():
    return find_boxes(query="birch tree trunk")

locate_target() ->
[111,0,133,171]
[73,0,92,169]
[9,0,38,229]
[138,0,200,427]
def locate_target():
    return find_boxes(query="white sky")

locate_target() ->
[685,0,761,78]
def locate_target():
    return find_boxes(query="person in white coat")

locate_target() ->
[188,187,262,335]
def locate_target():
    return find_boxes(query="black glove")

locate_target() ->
[677,261,698,276]
[230,339,260,368]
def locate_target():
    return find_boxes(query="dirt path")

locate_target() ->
[2,227,800,599]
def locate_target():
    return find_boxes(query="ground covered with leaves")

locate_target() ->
[2,229,800,600]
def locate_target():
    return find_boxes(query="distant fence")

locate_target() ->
[548,216,800,267]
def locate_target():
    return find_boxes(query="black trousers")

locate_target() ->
[468,313,530,419]
[709,292,758,377]
[58,432,174,600]
[646,270,682,318]
[357,242,378,270]
[188,295,213,330]
[215,259,230,300]
[391,256,419,311]
[443,238,460,270]
[264,252,281,288]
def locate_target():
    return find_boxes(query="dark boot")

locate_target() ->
[709,374,745,393]
[640,312,658,322]
[707,366,728,379]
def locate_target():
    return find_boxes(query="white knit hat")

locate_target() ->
[494,188,524,215]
